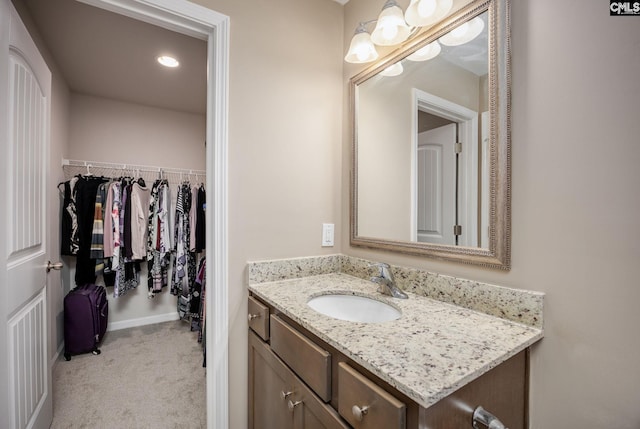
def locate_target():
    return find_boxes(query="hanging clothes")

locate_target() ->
[60,177,80,256]
[195,185,206,253]
[130,180,150,261]
[147,179,171,297]
[103,181,116,259]
[189,185,198,253]
[195,257,206,368]
[59,166,205,312]
[190,257,206,331]
[113,179,141,298]
[171,181,197,320]
[90,182,108,275]
[74,175,108,286]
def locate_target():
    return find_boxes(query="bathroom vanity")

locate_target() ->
[247,256,544,429]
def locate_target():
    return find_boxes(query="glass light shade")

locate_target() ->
[379,62,404,77]
[344,29,379,63]
[405,0,453,27]
[371,1,411,46]
[407,40,441,61]
[439,16,484,46]
[157,55,179,68]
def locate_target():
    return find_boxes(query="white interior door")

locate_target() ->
[1,3,53,428]
[416,123,456,244]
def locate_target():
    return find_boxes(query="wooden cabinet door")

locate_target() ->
[249,332,295,429]
[420,350,527,429]
[249,330,349,429]
[291,370,349,429]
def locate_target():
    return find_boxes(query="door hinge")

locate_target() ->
[455,142,462,154]
[453,225,462,236]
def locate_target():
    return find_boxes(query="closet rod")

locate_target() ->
[62,158,205,178]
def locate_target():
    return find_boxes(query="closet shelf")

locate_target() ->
[62,158,205,186]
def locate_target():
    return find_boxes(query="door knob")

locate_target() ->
[46,261,63,272]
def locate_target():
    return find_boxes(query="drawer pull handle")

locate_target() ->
[280,390,293,400]
[352,405,369,421]
[248,313,261,322]
[288,400,302,412]
[472,406,507,429]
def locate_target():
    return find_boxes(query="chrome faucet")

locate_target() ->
[369,263,408,299]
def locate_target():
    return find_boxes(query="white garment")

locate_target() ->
[130,182,150,260]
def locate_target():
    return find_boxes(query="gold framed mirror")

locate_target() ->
[350,0,511,269]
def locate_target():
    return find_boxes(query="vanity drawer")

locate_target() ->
[338,362,406,429]
[248,296,270,341]
[270,315,332,402]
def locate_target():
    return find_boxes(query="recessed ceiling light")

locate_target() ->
[157,55,179,68]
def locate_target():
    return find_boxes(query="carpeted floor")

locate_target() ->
[51,320,206,429]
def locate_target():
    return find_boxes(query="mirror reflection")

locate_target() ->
[356,10,489,248]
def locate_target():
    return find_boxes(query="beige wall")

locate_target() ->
[191,0,344,427]
[345,0,640,428]
[68,94,206,170]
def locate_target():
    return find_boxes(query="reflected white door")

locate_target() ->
[480,111,490,248]
[0,2,53,428]
[416,123,456,244]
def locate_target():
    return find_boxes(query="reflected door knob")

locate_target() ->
[46,261,63,272]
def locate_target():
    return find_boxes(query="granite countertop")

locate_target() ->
[248,272,543,410]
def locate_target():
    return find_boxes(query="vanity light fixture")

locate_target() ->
[407,40,441,61]
[344,22,379,63]
[379,61,404,76]
[370,0,411,46]
[439,16,484,46]
[344,0,449,64]
[157,55,179,68]
[404,0,453,27]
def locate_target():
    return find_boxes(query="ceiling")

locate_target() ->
[22,0,207,114]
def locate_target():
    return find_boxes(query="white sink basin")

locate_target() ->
[307,294,401,323]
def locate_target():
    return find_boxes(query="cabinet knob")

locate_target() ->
[473,406,507,429]
[352,405,369,421]
[287,400,302,412]
[248,313,260,322]
[280,390,292,400]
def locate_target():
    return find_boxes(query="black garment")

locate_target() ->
[195,187,206,252]
[60,181,74,256]
[124,182,134,259]
[74,176,107,285]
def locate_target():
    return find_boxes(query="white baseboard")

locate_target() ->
[51,342,64,367]
[107,312,180,332]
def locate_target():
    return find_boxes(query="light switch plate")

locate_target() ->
[322,223,334,247]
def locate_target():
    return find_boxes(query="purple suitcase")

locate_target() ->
[63,283,108,361]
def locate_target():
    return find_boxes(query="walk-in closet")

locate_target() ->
[12,0,210,425]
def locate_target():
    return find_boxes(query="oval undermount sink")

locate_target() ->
[307,294,401,323]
